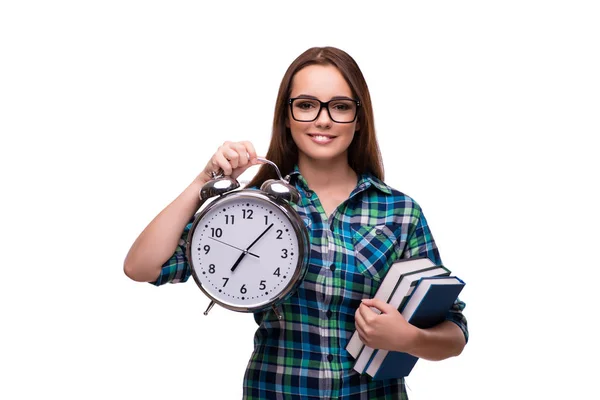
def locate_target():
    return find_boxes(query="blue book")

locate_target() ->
[364,276,465,380]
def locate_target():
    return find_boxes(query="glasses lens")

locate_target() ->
[328,100,357,123]
[291,99,320,122]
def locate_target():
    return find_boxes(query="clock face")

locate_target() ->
[189,192,304,311]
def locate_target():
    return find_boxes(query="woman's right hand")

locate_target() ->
[196,141,260,184]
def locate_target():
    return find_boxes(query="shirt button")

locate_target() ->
[326,310,332,318]
[330,264,336,272]
[327,354,333,362]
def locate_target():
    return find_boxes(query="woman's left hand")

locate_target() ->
[354,298,421,353]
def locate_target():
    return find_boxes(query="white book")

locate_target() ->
[351,265,450,374]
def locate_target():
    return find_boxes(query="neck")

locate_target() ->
[297,155,357,192]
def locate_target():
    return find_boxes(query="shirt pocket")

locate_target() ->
[352,224,400,282]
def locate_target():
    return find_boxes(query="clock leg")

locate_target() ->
[203,300,216,316]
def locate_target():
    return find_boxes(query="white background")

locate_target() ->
[1,1,599,399]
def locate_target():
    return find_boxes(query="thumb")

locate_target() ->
[361,298,395,314]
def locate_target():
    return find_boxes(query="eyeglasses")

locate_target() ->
[288,97,360,123]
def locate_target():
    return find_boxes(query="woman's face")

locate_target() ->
[287,64,359,165]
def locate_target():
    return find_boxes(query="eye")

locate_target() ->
[331,101,354,112]
[296,100,317,110]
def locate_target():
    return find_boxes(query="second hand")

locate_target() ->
[208,237,260,258]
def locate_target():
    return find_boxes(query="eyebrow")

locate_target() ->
[294,94,355,101]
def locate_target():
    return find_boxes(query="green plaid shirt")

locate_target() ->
[152,167,468,399]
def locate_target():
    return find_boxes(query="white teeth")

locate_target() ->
[313,135,331,141]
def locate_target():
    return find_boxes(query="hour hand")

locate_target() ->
[230,252,246,272]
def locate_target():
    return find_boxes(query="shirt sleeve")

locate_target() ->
[149,217,195,286]
[446,297,469,343]
[403,204,469,343]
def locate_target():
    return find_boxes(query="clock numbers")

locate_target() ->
[276,230,283,239]
[273,267,280,277]
[281,249,288,258]
[209,264,216,274]
[264,215,269,225]
[225,214,235,224]
[240,284,247,294]
[210,228,223,238]
[204,245,210,254]
[259,280,266,290]
[222,277,229,287]
[242,209,253,219]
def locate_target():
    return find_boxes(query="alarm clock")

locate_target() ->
[186,158,309,320]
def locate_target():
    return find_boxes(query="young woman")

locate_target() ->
[124,46,468,399]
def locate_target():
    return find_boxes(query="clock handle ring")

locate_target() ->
[256,157,284,181]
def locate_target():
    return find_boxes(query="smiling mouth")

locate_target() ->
[308,134,336,140]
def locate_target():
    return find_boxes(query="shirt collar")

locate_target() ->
[288,165,309,192]
[355,172,392,195]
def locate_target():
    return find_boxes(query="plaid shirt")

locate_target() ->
[152,167,468,399]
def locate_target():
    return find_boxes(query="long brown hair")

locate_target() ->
[247,46,384,188]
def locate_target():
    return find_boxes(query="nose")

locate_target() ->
[315,104,333,128]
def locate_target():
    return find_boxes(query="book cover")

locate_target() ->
[365,276,465,380]
[351,266,451,373]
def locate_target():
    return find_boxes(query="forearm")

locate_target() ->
[406,320,466,361]
[123,177,206,282]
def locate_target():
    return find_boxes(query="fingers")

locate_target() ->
[212,151,232,176]
[239,141,258,163]
[355,314,367,343]
[223,142,247,169]
[360,298,391,314]
[356,303,377,329]
[355,305,366,332]
[355,303,374,345]
[209,141,259,178]
[358,301,380,323]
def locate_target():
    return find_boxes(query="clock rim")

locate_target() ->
[186,189,310,313]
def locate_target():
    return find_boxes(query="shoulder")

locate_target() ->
[364,173,424,215]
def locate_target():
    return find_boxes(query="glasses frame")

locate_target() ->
[288,97,361,124]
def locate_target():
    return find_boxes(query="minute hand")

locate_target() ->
[230,223,274,272]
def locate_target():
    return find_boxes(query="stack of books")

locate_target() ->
[346,257,465,380]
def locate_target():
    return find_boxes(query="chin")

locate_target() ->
[299,146,349,163]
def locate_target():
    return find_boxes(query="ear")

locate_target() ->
[355,120,360,131]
